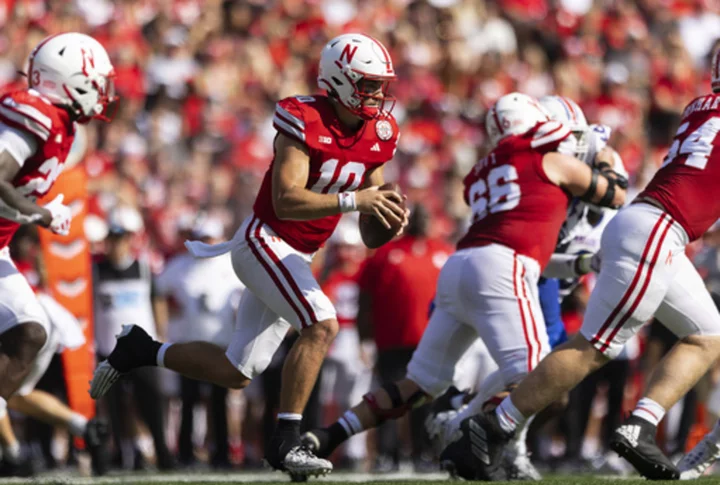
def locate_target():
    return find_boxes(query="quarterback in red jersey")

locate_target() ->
[0,33,114,409]
[301,92,625,464]
[444,52,720,482]
[91,33,406,479]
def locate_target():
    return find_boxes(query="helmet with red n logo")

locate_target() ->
[317,33,396,120]
[28,32,116,123]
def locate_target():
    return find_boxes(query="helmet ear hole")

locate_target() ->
[75,88,87,95]
[331,76,344,86]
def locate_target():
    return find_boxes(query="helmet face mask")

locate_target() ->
[27,33,117,123]
[318,33,396,120]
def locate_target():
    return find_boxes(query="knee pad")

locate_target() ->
[363,382,429,425]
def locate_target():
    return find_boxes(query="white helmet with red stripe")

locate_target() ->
[485,92,550,148]
[538,95,588,132]
[28,32,116,122]
[317,33,396,120]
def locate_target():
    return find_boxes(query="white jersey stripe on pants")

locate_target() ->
[245,216,314,327]
[590,212,672,352]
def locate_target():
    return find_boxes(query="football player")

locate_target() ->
[90,33,407,479]
[0,33,115,415]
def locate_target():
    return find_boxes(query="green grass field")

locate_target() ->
[5,473,720,485]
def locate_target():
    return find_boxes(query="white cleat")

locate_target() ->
[283,446,333,479]
[503,447,542,481]
[426,409,464,453]
[89,360,123,399]
[678,436,720,480]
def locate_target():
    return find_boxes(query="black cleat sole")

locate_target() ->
[610,438,680,480]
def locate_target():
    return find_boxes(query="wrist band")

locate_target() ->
[338,192,357,213]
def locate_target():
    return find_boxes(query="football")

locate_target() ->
[359,183,406,249]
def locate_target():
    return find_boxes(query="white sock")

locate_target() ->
[453,392,487,426]
[156,343,172,367]
[511,415,534,455]
[3,442,20,464]
[277,412,302,421]
[632,397,666,427]
[68,413,88,436]
[338,410,364,436]
[495,397,525,434]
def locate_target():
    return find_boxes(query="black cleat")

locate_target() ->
[610,416,679,480]
[301,428,334,459]
[439,411,512,481]
[84,418,109,476]
[90,325,160,399]
[0,457,35,477]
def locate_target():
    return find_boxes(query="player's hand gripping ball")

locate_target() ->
[359,183,406,248]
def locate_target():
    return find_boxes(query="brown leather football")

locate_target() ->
[359,183,405,249]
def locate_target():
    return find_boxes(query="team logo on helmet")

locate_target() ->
[376,120,393,141]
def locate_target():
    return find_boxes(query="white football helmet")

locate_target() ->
[538,95,588,132]
[317,33,396,120]
[28,32,116,122]
[540,95,590,161]
[485,92,549,148]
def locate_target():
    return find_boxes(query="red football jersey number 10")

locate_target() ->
[310,158,367,194]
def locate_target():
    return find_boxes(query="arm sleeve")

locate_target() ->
[273,99,306,144]
[0,121,38,167]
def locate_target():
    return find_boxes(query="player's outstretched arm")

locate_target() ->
[272,134,405,226]
[542,151,627,209]
[0,149,53,227]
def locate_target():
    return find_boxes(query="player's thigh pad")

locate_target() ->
[230,215,336,330]
[656,253,720,339]
[448,245,549,385]
[225,288,291,379]
[0,248,49,334]
[406,305,478,397]
[581,203,689,358]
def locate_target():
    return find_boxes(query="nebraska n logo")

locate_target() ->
[339,44,358,63]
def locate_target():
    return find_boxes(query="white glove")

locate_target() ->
[44,194,72,236]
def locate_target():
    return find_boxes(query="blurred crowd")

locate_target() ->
[3,0,720,476]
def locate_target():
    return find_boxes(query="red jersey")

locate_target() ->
[0,89,75,249]
[253,95,399,253]
[321,268,360,329]
[359,236,452,351]
[457,121,572,269]
[641,94,720,242]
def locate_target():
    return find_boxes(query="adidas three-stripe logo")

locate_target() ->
[469,419,491,465]
[618,424,640,448]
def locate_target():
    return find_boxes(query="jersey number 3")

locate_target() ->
[469,164,521,222]
[663,117,720,169]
